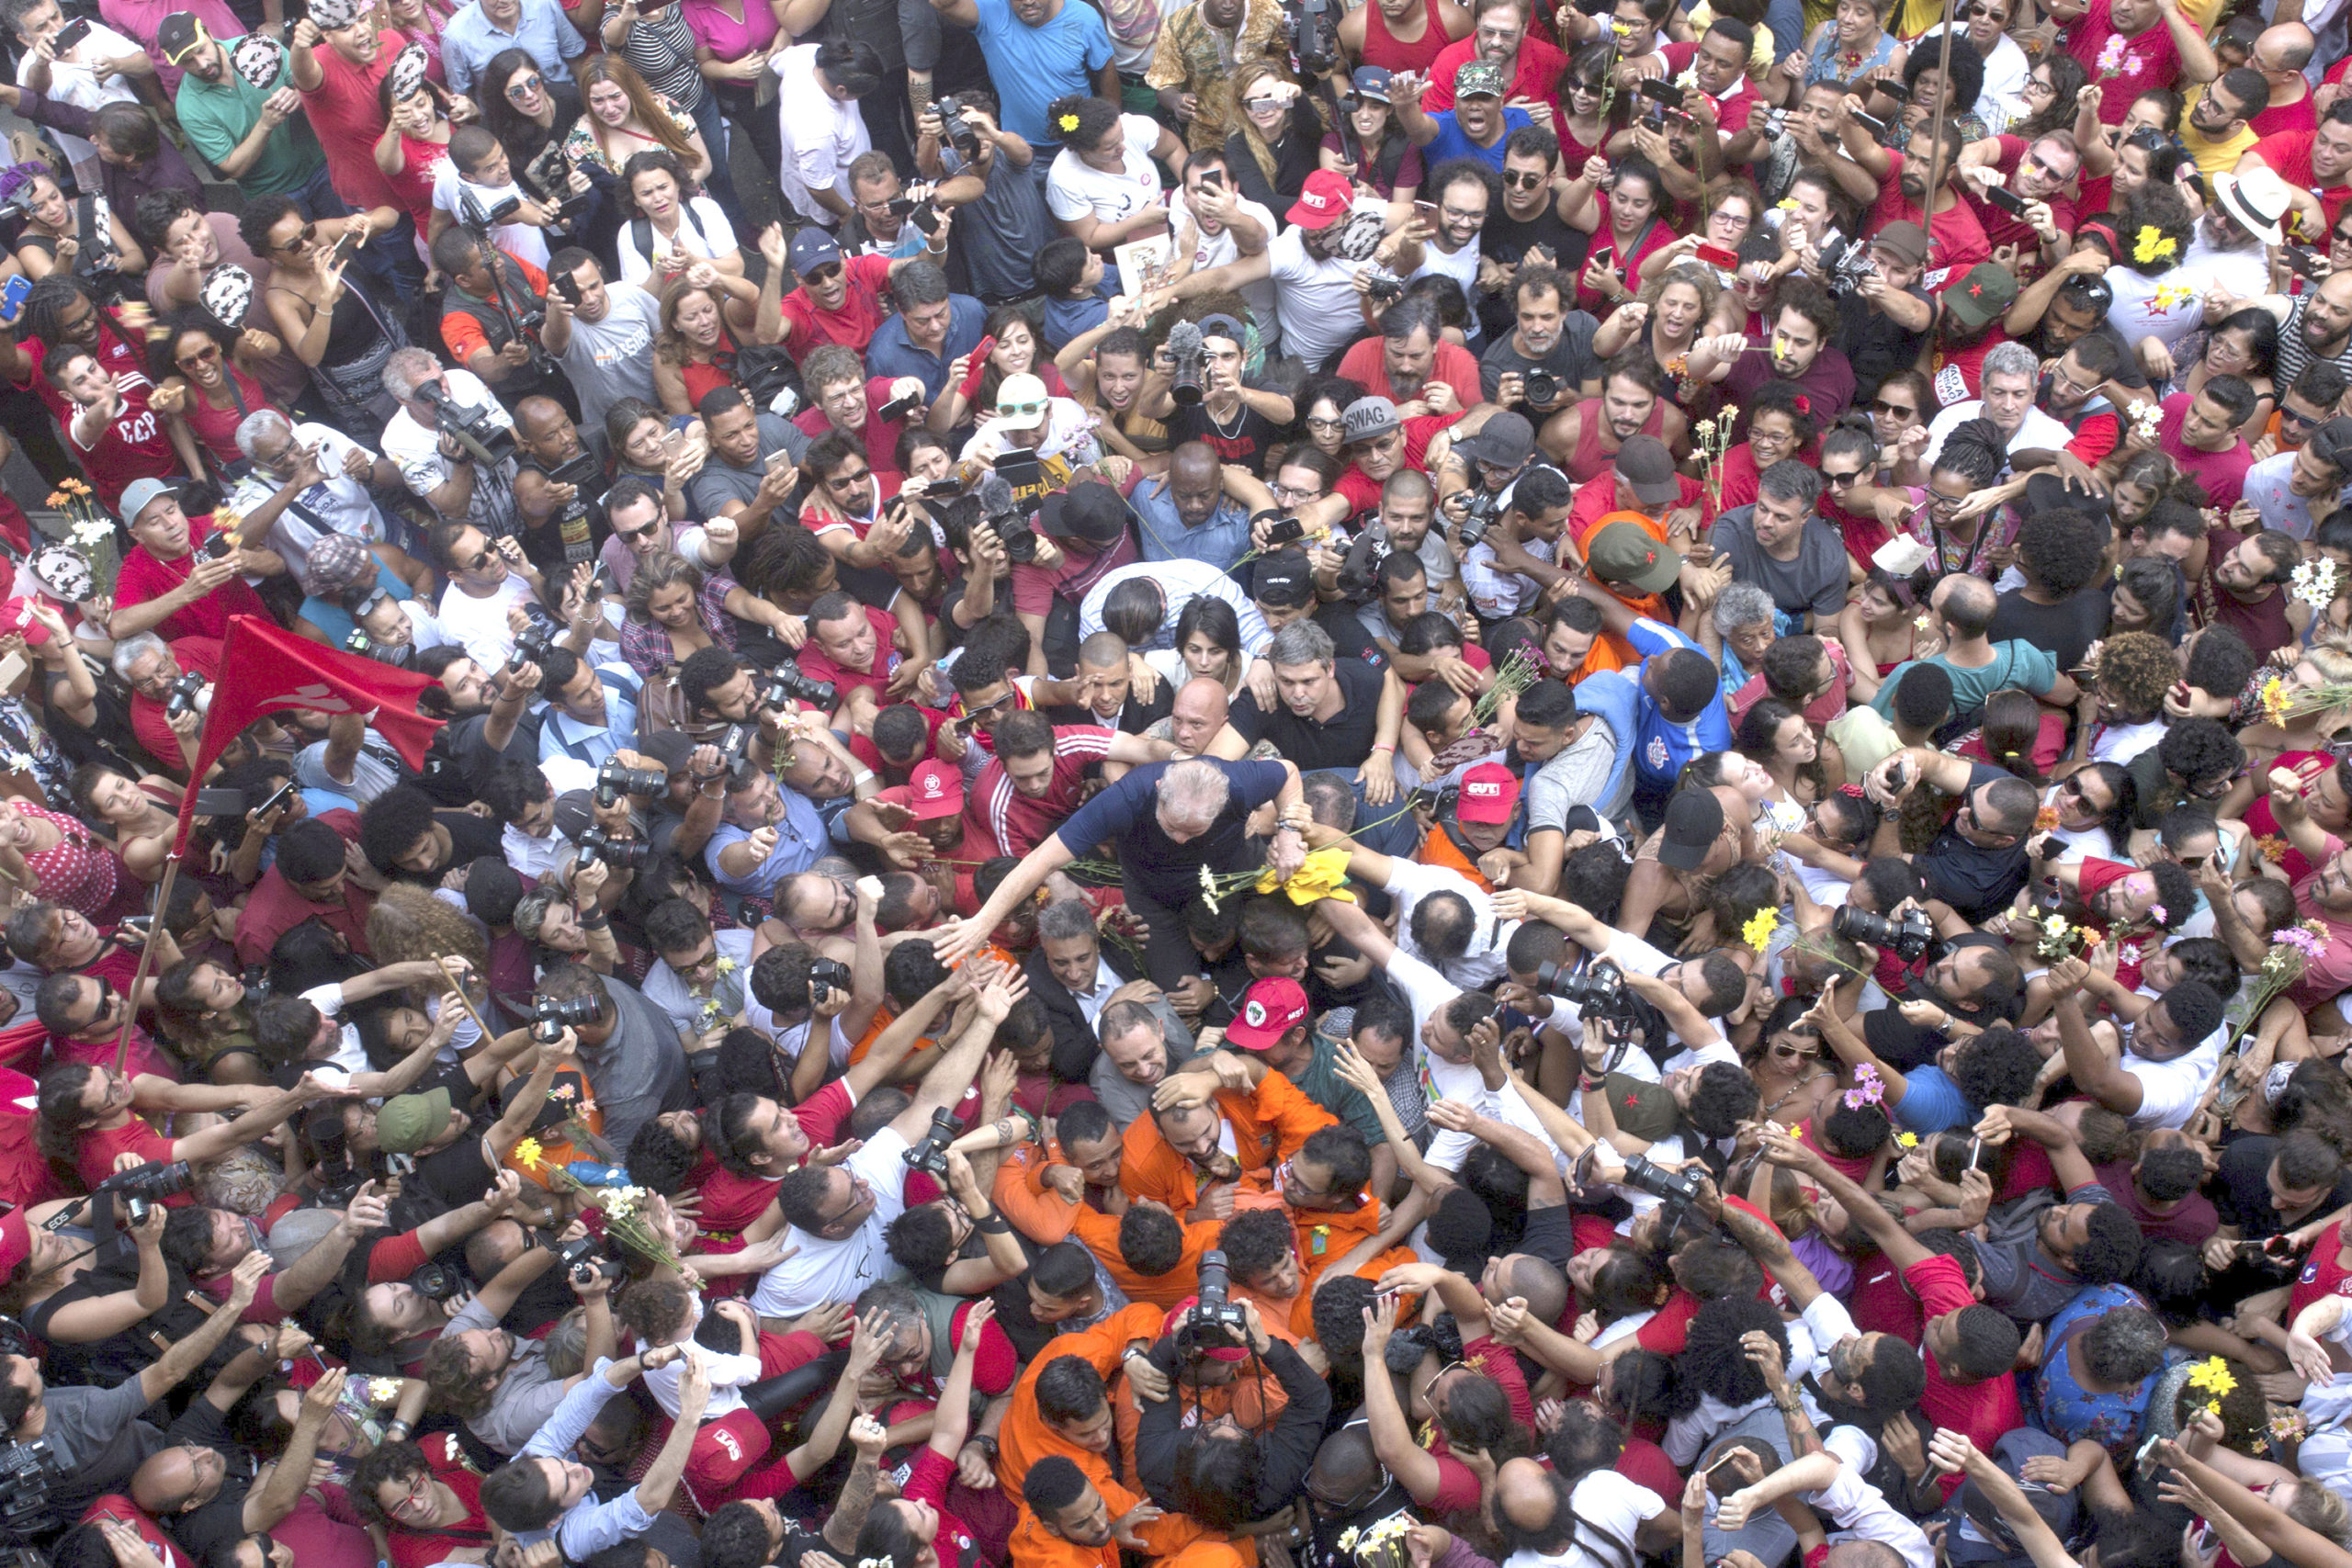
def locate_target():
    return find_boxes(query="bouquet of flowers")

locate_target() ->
[1694,410,1737,515]
[1740,908,1780,952]
[2294,557,2342,611]
[1336,1511,1419,1568]
[1472,645,1543,724]
[2257,671,2352,726]
[46,479,119,594]
[2129,400,2163,446]
[511,1139,687,1269]
[2018,910,2083,961]
[2188,1356,2237,1416]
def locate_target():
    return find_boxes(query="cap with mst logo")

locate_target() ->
[1227,976,1310,1049]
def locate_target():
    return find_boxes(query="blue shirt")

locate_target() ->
[1625,617,1731,793]
[1055,757,1290,908]
[1132,479,1253,572]
[706,784,828,899]
[539,664,643,771]
[443,0,587,95]
[1893,1062,1973,1134]
[1042,291,1110,353]
[1419,108,1533,174]
[970,0,1114,146]
[865,293,989,400]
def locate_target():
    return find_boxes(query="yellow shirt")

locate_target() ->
[2180,110,2257,192]
[1689,0,1780,76]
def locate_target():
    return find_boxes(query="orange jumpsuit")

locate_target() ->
[1116,1071,1339,1214]
[995,1302,1167,1495]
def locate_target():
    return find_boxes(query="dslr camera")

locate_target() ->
[1813,231,1881,298]
[930,96,983,160]
[556,1235,623,1286]
[164,671,207,720]
[412,1262,461,1302]
[808,955,852,997]
[508,620,556,674]
[414,378,518,468]
[1521,368,1558,408]
[756,663,837,711]
[96,1159,194,1204]
[1176,1249,1250,1358]
[533,991,604,1044]
[242,964,274,1004]
[902,1107,961,1177]
[1454,485,1505,548]
[0,1436,62,1528]
[594,758,667,807]
[1831,903,1939,961]
[576,827,650,872]
[1363,266,1406,303]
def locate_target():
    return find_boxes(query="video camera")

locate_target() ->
[1164,320,1206,407]
[902,1107,961,1178]
[164,671,207,720]
[576,827,650,872]
[96,1160,193,1207]
[594,758,666,808]
[1830,903,1939,962]
[532,992,604,1044]
[1281,0,1337,74]
[978,471,1038,565]
[414,378,518,468]
[756,662,837,712]
[0,1437,62,1529]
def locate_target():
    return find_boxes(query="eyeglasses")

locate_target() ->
[825,466,874,489]
[1873,401,1917,420]
[177,342,220,364]
[505,75,544,99]
[1270,481,1319,502]
[1926,490,1969,512]
[2023,76,2055,97]
[88,977,115,1018]
[2186,769,2243,799]
[801,264,842,286]
[2060,774,2094,800]
[1501,170,1547,189]
[1306,414,1348,432]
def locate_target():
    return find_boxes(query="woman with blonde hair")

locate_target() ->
[562,55,710,184]
[620,549,745,678]
[1222,65,1326,219]
[1590,261,1724,410]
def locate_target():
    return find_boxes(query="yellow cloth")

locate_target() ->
[2180,110,2256,191]
[1689,0,1779,74]
[1254,845,1359,905]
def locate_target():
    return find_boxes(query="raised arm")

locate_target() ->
[1758,1125,1928,1269]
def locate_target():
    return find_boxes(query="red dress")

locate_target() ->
[181,367,277,470]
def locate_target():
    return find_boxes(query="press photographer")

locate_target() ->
[1130,1257,1332,1529]
[431,227,574,412]
[381,350,523,536]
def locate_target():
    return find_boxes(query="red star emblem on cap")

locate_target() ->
[1970,283,1984,297]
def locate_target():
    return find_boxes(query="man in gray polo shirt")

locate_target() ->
[539,250,662,451]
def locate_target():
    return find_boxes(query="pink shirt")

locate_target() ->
[2158,390,2255,513]
[100,0,243,91]
[682,0,779,62]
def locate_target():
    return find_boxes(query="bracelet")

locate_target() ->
[1370,742,1395,753]
[974,1213,1012,1235]
[576,908,608,929]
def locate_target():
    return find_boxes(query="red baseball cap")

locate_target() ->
[1163,1296,1250,1361]
[908,760,964,821]
[1457,762,1521,824]
[1227,976,1310,1051]
[1286,169,1353,231]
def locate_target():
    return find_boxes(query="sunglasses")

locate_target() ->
[1872,399,1917,418]
[614,516,666,541]
[464,548,495,571]
[1501,170,1547,189]
[801,263,842,286]
[1822,468,1864,488]
[826,467,875,487]
[1770,1042,1823,1061]
[505,75,544,99]
[996,401,1045,421]
[2283,405,2325,428]
[275,222,317,253]
[177,342,220,364]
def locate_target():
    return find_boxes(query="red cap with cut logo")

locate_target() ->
[1456,761,1521,824]
[1286,170,1353,231]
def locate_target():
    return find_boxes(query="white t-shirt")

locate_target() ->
[227,421,387,580]
[774,44,872,227]
[1501,1472,1666,1568]
[2105,262,2223,355]
[1922,398,2077,470]
[1185,195,1281,333]
[381,367,520,533]
[2122,1019,2226,1130]
[1378,855,1517,990]
[2089,715,2165,764]
[616,197,741,287]
[749,1125,912,1314]
[1266,223,1371,370]
[435,574,538,672]
[21,22,139,176]
[1046,115,1170,227]
[429,163,551,267]
[1080,558,1271,654]
[641,927,759,1037]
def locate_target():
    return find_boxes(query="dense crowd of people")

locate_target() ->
[15,2,2352,1568]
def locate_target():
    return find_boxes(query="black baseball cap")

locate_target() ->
[1657,789,1724,872]
[1254,549,1315,610]
[1039,481,1128,547]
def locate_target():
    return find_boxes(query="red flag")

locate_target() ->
[170,614,447,855]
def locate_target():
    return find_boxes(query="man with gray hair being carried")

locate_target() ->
[936,754,1307,990]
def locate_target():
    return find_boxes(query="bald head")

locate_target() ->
[2256,22,2312,73]
[1170,677,1229,755]
[516,397,568,438]
[1170,442,1221,488]
[1495,1459,1570,1551]
[1934,573,1998,638]
[1310,1426,1382,1496]
[1078,630,1129,671]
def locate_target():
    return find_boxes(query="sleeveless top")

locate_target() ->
[1565,396,1668,484]
[389,134,451,232]
[183,367,272,468]
[1362,0,1455,73]
[1805,28,1900,87]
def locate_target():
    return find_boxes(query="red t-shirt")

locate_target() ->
[2245,750,2335,883]
[2250,130,2352,232]
[115,518,270,644]
[777,254,898,363]
[385,1434,492,1568]
[1658,40,1761,160]
[1330,412,1469,515]
[1337,336,1484,412]
[234,808,374,967]
[2252,89,2317,140]
[794,378,913,482]
[2292,1219,2352,1321]
[1419,33,1566,114]
[2159,389,2256,511]
[128,635,221,780]
[1009,531,1140,619]
[1907,1251,2023,1495]
[1928,325,2015,411]
[2066,0,2182,124]
[1968,136,2080,251]
[74,1117,187,1203]
[793,604,903,701]
[1866,152,1992,290]
[1849,1252,1922,1343]
[967,724,1117,861]
[1576,197,1681,314]
[302,32,404,218]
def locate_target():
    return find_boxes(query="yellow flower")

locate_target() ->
[714,956,736,976]
[1895,1132,1919,1148]
[2264,675,2292,725]
[1741,908,1779,950]
[1254,845,1360,907]
[1775,197,1798,211]
[513,1136,544,1169]
[42,492,61,509]
[2187,1357,2237,1402]
[1057,112,1080,132]
[2132,224,2177,264]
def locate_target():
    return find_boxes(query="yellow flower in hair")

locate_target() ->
[1895,1132,1919,1148]
[1057,112,1080,132]
[2132,224,2177,264]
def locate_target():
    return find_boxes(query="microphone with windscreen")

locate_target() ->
[1165,320,1205,406]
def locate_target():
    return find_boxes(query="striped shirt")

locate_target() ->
[618,3,707,111]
